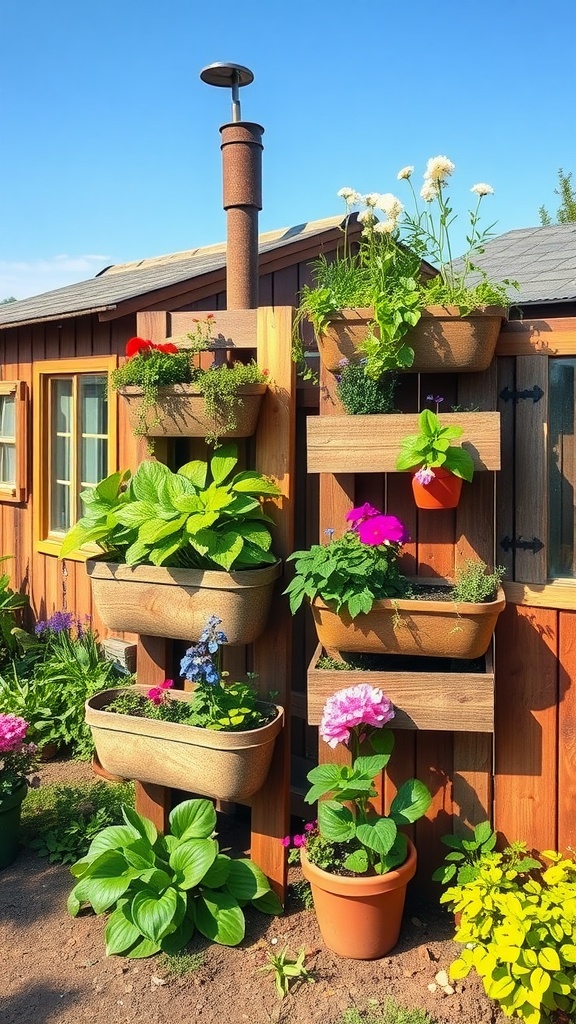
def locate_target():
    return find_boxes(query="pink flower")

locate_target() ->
[281,836,291,848]
[320,684,395,748]
[293,834,306,847]
[304,821,316,832]
[345,503,380,527]
[0,714,29,753]
[414,467,436,486]
[356,514,409,546]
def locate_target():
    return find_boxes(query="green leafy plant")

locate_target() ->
[441,846,576,1024]
[340,999,436,1024]
[432,820,540,888]
[336,360,397,415]
[396,408,475,483]
[193,360,268,445]
[0,556,28,667]
[289,877,314,910]
[451,561,506,604]
[259,945,315,999]
[300,685,431,876]
[60,443,281,571]
[68,798,283,958]
[22,781,135,864]
[285,504,410,618]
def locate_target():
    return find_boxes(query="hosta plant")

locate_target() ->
[60,443,281,571]
[441,845,576,1024]
[68,798,282,958]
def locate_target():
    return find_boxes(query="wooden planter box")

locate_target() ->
[306,644,495,733]
[86,685,284,801]
[307,412,501,475]
[118,382,267,438]
[317,306,506,374]
[86,557,282,643]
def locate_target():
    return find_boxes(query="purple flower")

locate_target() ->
[345,503,381,527]
[415,467,436,486]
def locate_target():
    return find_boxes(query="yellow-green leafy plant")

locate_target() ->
[441,845,576,1024]
[259,945,315,999]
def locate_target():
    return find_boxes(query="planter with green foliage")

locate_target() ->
[68,798,283,958]
[61,445,282,642]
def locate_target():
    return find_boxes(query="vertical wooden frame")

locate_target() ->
[0,380,28,504]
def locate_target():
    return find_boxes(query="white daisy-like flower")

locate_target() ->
[373,219,397,234]
[397,166,414,180]
[358,208,377,225]
[420,180,440,203]
[471,182,494,196]
[375,193,404,219]
[363,193,380,208]
[425,155,455,182]
[337,187,362,204]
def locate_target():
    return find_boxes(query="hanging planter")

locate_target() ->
[300,839,417,959]
[311,586,506,659]
[86,686,284,801]
[118,382,267,440]
[86,557,281,643]
[411,466,463,509]
[316,306,506,374]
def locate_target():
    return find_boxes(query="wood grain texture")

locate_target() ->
[497,318,576,355]
[307,412,501,474]
[514,356,548,584]
[558,610,576,851]
[496,356,516,579]
[504,580,576,609]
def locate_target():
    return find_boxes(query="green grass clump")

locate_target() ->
[340,1000,437,1024]
[21,781,135,864]
[158,950,205,977]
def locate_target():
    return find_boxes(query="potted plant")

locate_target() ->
[295,158,514,381]
[112,318,268,446]
[285,505,506,658]
[395,398,475,509]
[86,615,283,800]
[289,684,431,959]
[60,444,282,642]
[0,713,39,869]
[68,796,283,958]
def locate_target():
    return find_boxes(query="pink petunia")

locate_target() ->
[345,503,381,527]
[320,684,395,748]
[281,836,291,848]
[356,514,409,547]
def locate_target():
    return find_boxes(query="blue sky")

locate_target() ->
[2,0,576,299]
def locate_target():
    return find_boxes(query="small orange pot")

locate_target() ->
[412,467,463,510]
[300,839,417,959]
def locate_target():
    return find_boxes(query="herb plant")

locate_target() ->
[442,846,576,1024]
[336,360,397,415]
[451,561,506,604]
[340,1000,436,1024]
[300,685,431,876]
[68,798,283,957]
[396,409,475,483]
[259,945,315,999]
[60,443,281,571]
[285,504,410,618]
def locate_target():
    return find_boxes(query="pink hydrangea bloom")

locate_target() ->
[414,467,436,486]
[345,503,380,527]
[0,714,29,753]
[356,514,409,546]
[320,685,395,748]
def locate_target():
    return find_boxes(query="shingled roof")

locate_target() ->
[452,223,576,306]
[0,216,350,329]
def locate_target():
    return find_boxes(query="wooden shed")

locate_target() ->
[0,218,575,895]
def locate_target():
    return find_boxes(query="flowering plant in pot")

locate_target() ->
[112,318,268,445]
[60,444,282,642]
[285,506,506,658]
[0,713,39,869]
[294,684,431,958]
[85,615,284,800]
[395,397,475,509]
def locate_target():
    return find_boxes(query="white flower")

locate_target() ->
[363,192,380,208]
[358,208,377,225]
[425,155,455,182]
[471,182,494,196]
[337,187,362,205]
[375,193,404,219]
[373,219,397,234]
[397,166,414,180]
[420,180,440,203]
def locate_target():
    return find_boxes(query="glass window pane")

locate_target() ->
[549,358,576,577]
[55,435,71,483]
[81,436,108,487]
[52,379,73,433]
[51,482,70,534]
[0,395,15,438]
[80,375,107,434]
[0,443,15,485]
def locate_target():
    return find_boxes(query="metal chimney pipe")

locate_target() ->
[200,63,263,310]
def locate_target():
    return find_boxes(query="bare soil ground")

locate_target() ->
[0,758,509,1024]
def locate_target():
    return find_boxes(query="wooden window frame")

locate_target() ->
[0,380,28,504]
[33,356,118,560]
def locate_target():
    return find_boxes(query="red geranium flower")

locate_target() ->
[154,343,179,354]
[125,337,153,358]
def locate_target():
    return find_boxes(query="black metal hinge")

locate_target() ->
[499,385,544,404]
[500,535,545,554]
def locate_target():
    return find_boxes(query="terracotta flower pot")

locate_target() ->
[316,306,506,374]
[86,686,284,801]
[0,782,27,870]
[311,587,506,659]
[86,557,282,643]
[300,839,417,959]
[411,467,463,509]
[118,383,266,438]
